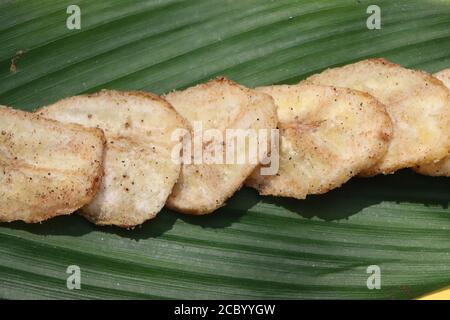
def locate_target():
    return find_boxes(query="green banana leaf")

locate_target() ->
[1,0,449,299]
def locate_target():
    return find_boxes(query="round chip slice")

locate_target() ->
[307,58,450,176]
[164,77,278,214]
[0,106,105,223]
[37,90,188,228]
[414,68,450,177]
[245,84,392,199]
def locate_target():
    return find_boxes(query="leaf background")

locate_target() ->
[0,0,449,299]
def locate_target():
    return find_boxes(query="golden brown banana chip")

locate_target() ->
[0,106,105,223]
[307,58,450,176]
[37,90,188,228]
[164,77,278,215]
[414,68,450,177]
[245,84,392,199]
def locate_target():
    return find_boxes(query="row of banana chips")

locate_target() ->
[1,58,449,228]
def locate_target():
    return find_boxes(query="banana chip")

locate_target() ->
[414,68,450,177]
[0,106,105,223]
[307,58,450,176]
[165,77,278,214]
[246,84,392,199]
[37,90,188,227]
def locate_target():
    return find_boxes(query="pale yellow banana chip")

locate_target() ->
[165,77,278,214]
[245,84,392,199]
[0,106,105,223]
[307,58,450,176]
[414,68,450,177]
[37,90,188,227]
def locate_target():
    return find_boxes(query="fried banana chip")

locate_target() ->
[414,68,450,177]
[164,77,278,215]
[307,58,450,176]
[245,84,392,199]
[37,90,188,227]
[0,106,105,223]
